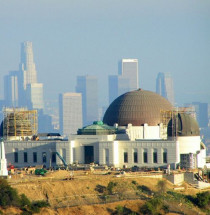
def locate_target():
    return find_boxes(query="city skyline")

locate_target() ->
[156,72,175,105]
[109,59,139,104]
[76,75,98,126]
[0,1,210,107]
[59,92,82,136]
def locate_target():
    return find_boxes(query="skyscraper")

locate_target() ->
[4,71,19,107]
[192,102,209,128]
[59,93,83,135]
[19,41,37,90]
[76,76,98,126]
[109,59,139,104]
[119,59,139,90]
[26,83,44,110]
[18,41,44,110]
[109,75,130,104]
[156,72,175,105]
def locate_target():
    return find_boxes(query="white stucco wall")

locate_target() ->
[197,149,206,168]
[112,140,177,168]
[120,124,161,141]
[4,140,69,168]
[177,136,201,154]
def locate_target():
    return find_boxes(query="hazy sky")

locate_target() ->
[0,0,210,107]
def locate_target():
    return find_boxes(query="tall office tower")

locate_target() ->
[26,83,44,110]
[59,93,82,135]
[109,75,130,104]
[109,59,139,104]
[38,109,54,133]
[18,41,44,109]
[19,41,37,90]
[156,72,175,105]
[119,59,139,90]
[76,76,98,126]
[4,71,19,107]
[191,102,208,128]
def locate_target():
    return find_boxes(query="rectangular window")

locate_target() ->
[143,151,148,163]
[163,151,167,163]
[105,149,109,164]
[24,152,28,163]
[51,152,56,163]
[33,152,37,163]
[124,152,128,163]
[153,151,157,163]
[134,152,138,163]
[42,152,47,163]
[14,152,18,163]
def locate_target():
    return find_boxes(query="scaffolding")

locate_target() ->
[160,110,173,139]
[160,107,195,140]
[3,108,38,140]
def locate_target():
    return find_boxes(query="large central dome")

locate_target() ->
[103,89,173,126]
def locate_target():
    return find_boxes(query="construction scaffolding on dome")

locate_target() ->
[160,107,196,140]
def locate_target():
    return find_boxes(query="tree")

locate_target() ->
[156,180,167,194]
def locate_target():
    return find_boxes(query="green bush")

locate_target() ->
[0,178,20,207]
[156,180,167,194]
[167,191,186,201]
[0,178,49,214]
[140,197,168,215]
[20,194,31,208]
[31,200,49,208]
[131,180,137,185]
[195,191,210,208]
[95,184,106,193]
[107,182,117,195]
[137,185,152,195]
[112,205,137,215]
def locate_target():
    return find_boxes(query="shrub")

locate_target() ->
[156,180,167,194]
[140,197,168,215]
[30,200,50,213]
[132,180,137,185]
[0,178,49,214]
[195,191,210,208]
[95,184,106,193]
[0,178,20,207]
[137,185,152,195]
[112,205,137,215]
[107,182,117,195]
[167,191,185,200]
[20,194,31,208]
[31,200,49,208]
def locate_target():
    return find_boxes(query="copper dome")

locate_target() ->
[103,89,173,126]
[168,113,200,137]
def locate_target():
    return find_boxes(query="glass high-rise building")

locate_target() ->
[26,83,44,110]
[17,41,44,110]
[59,93,83,136]
[119,59,139,90]
[4,71,20,107]
[76,75,98,126]
[156,72,175,105]
[19,41,37,90]
[109,59,139,104]
[192,102,208,128]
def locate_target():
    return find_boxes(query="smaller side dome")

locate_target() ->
[168,113,200,137]
[77,121,116,135]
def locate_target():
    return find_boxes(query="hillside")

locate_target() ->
[2,170,209,214]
